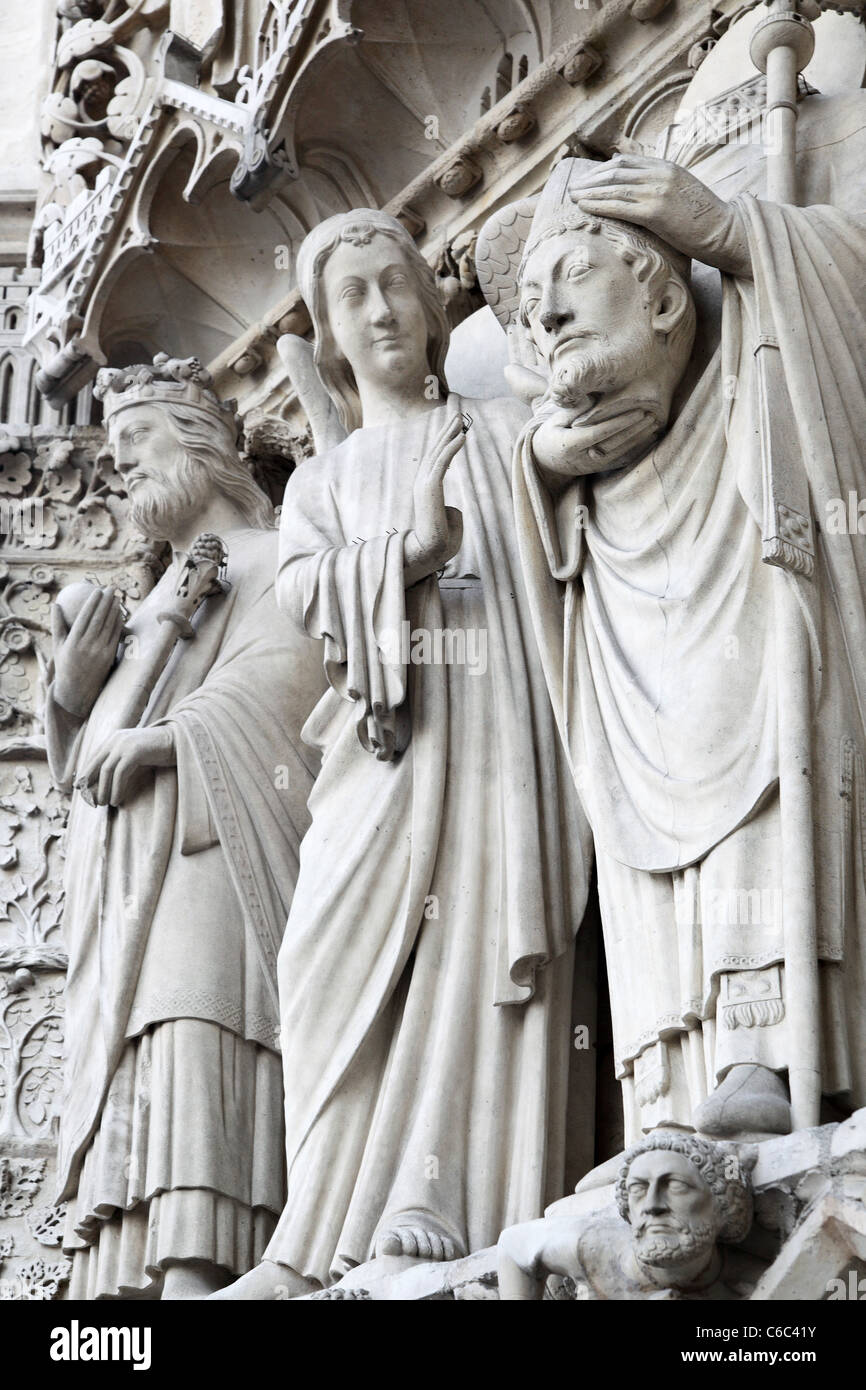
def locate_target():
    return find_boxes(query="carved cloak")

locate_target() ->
[48,528,325,1201]
[268,394,592,1281]
[514,194,866,1115]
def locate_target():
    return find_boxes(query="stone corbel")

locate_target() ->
[229,346,264,378]
[560,42,603,87]
[495,105,537,145]
[629,0,674,21]
[394,206,426,239]
[229,106,293,203]
[229,4,363,205]
[34,336,94,410]
[436,155,483,200]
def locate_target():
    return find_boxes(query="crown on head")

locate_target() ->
[94,353,242,440]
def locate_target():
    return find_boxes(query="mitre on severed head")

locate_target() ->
[476,156,690,357]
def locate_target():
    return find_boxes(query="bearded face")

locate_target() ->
[519,229,670,407]
[633,1218,719,1269]
[547,319,662,409]
[107,404,211,542]
[626,1149,722,1274]
[128,463,210,542]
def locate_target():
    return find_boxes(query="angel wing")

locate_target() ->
[277,333,347,457]
[476,197,540,370]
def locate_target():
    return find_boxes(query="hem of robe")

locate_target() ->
[616,964,857,1142]
[65,1193,278,1300]
[62,1019,286,1296]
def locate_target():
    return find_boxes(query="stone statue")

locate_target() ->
[46,354,325,1299]
[217,208,592,1297]
[479,148,866,1145]
[498,1132,762,1300]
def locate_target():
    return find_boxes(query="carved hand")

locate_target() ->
[79,725,176,808]
[575,155,751,278]
[404,410,465,586]
[532,400,662,481]
[51,586,126,720]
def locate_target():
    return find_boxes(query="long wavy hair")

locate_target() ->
[159,405,274,529]
[296,210,451,434]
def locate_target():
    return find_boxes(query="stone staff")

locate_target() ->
[55,532,229,805]
[750,0,822,1132]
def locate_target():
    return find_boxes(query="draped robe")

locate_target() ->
[266,394,592,1284]
[515,193,866,1139]
[47,527,325,1289]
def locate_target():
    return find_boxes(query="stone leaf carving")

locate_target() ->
[25,1201,67,1247]
[0,975,65,1138]
[0,778,68,951]
[0,1255,71,1300]
[0,1157,47,1218]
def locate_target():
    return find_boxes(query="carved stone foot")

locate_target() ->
[373,1223,461,1262]
[694,1063,791,1138]
[206,1258,315,1300]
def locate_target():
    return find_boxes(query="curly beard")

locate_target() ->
[549,319,660,409]
[129,465,209,542]
[634,1220,718,1271]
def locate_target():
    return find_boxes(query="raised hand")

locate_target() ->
[403,410,466,585]
[575,155,751,278]
[51,585,126,719]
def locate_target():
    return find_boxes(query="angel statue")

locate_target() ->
[215,208,593,1298]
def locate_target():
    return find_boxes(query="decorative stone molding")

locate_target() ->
[25,1201,67,1247]
[0,972,65,1140]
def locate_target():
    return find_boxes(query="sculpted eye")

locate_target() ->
[386,272,408,288]
[340,284,363,301]
[522,296,540,318]
[566,262,590,280]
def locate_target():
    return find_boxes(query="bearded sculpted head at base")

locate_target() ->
[498,1130,760,1301]
[616,1131,754,1282]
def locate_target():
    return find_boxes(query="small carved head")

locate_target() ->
[296,210,451,433]
[616,1132,753,1272]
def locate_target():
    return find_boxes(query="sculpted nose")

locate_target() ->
[539,306,572,335]
[368,286,395,323]
[643,1181,668,1214]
